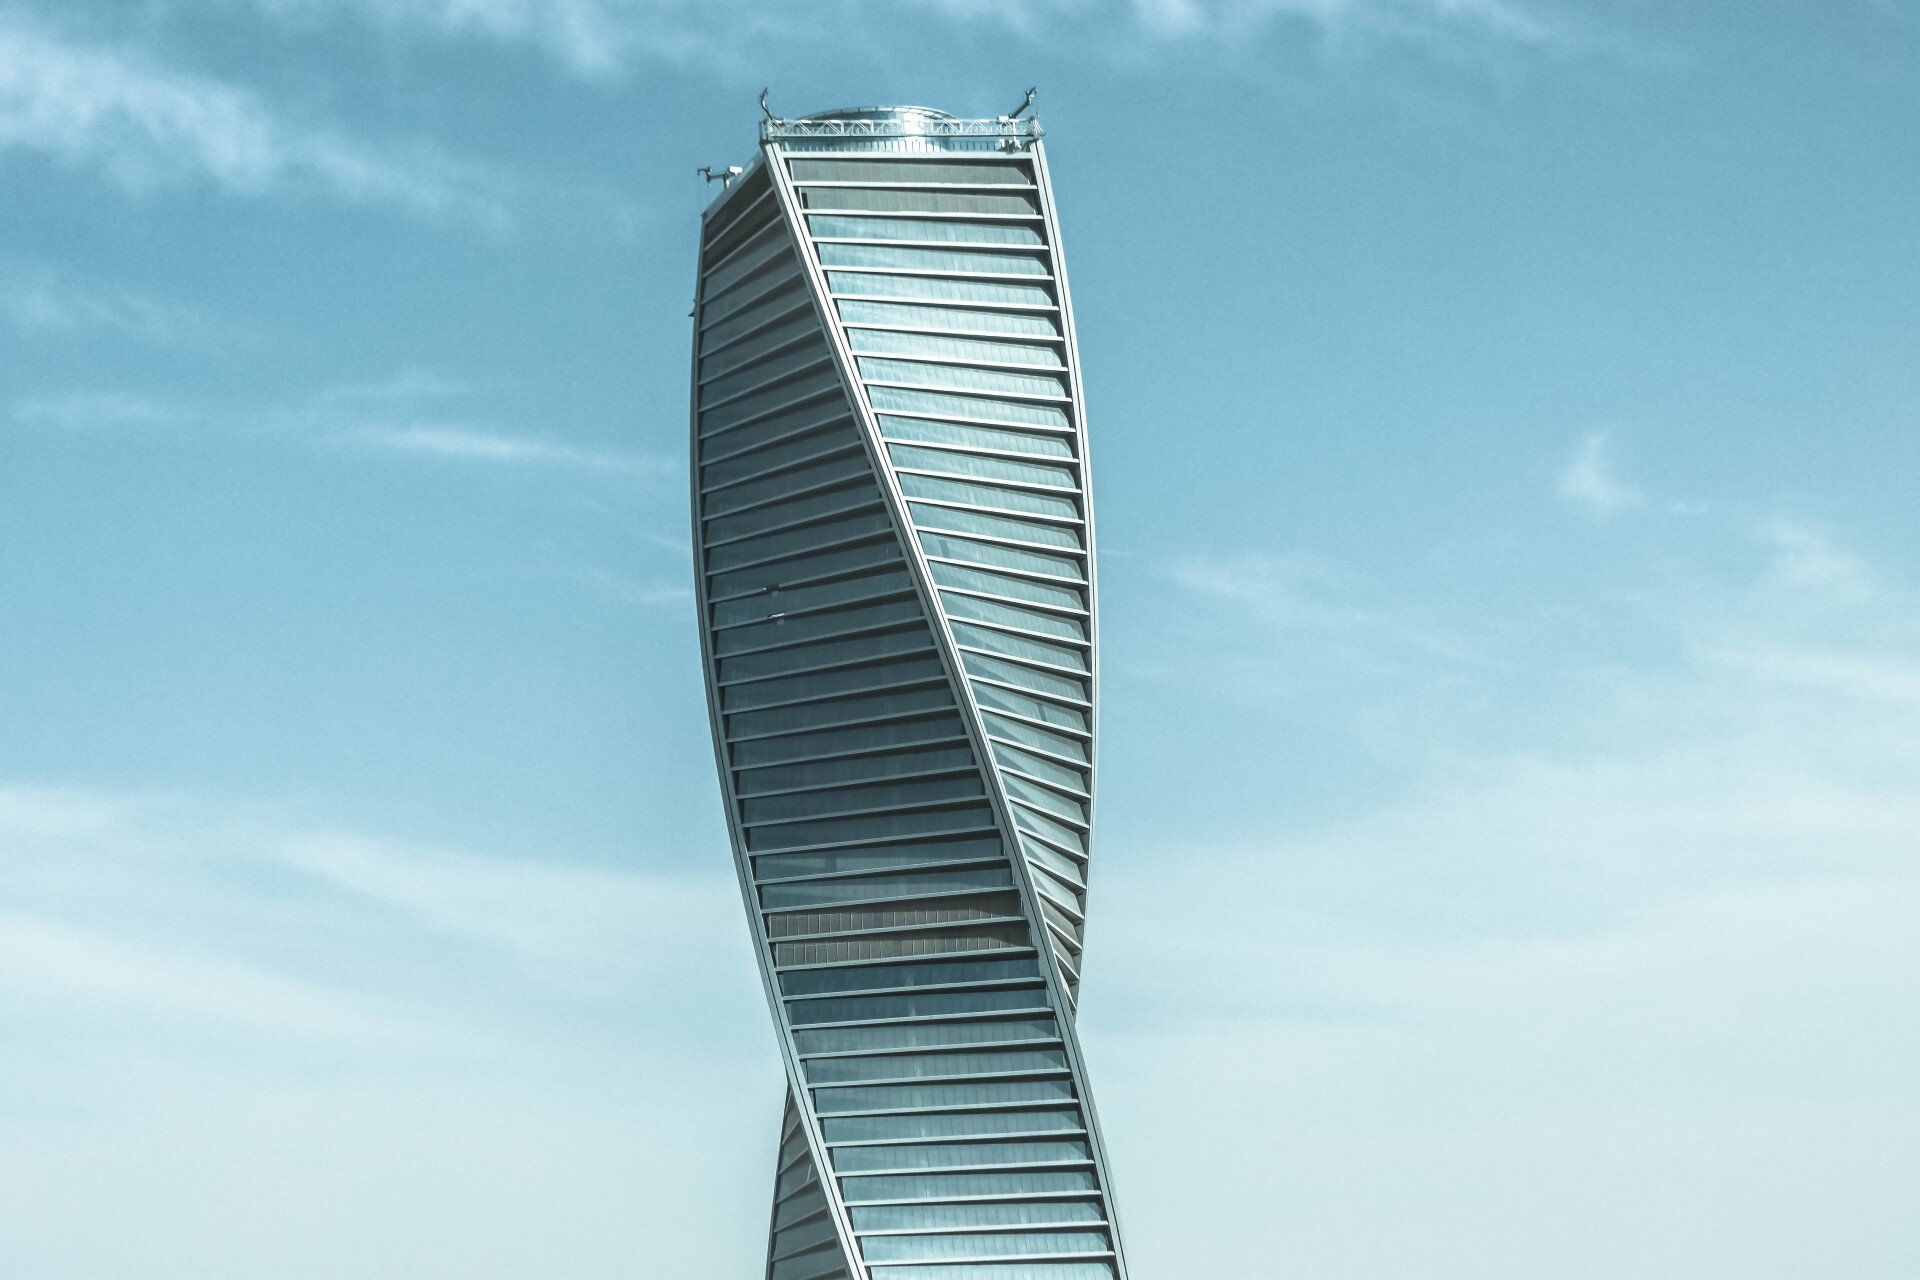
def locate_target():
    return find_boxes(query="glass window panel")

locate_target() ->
[861,1232,1110,1263]
[755,834,1002,882]
[826,1108,1081,1145]
[798,1017,1055,1056]
[860,358,1066,402]
[768,1243,848,1280]
[714,597,923,658]
[725,682,951,736]
[1024,844,1087,896]
[828,272,1054,310]
[789,159,1030,185]
[768,894,1019,941]
[973,687,1089,736]
[891,445,1075,490]
[931,562,1083,612]
[949,622,1087,674]
[770,1213,839,1258]
[732,713,966,768]
[749,806,1000,855]
[848,328,1061,368]
[722,655,946,715]
[718,628,928,686]
[1009,805,1087,857]
[787,984,1046,1027]
[866,1265,1114,1280]
[742,775,986,826]
[903,476,1078,524]
[818,243,1047,277]
[942,594,1087,643]
[700,338,833,408]
[962,653,1089,705]
[919,532,1083,583]
[700,222,789,295]
[706,536,900,600]
[740,744,978,799]
[799,188,1041,217]
[1002,774,1088,826]
[702,444,866,521]
[838,299,1059,339]
[851,1200,1103,1231]
[838,1168,1095,1203]
[701,422,861,492]
[830,1139,1090,1174]
[912,506,1081,551]
[763,866,1011,910]
[869,386,1069,430]
[809,215,1045,246]
[990,741,1087,795]
[780,955,1039,999]
[879,416,1072,460]
[700,279,811,353]
[814,1078,1074,1118]
[705,485,879,549]
[698,369,844,437]
[773,921,1029,965]
[700,400,853,465]
[806,1048,1069,1086]
[698,310,821,382]
[711,568,913,629]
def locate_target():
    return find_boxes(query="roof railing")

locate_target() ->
[760,116,1043,144]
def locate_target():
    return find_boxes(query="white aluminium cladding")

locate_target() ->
[691,106,1126,1280]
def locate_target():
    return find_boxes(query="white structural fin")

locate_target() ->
[692,104,1127,1280]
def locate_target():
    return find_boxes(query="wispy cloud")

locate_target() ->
[334,423,672,475]
[0,18,510,229]
[1559,431,1646,517]
[11,390,179,427]
[0,256,228,344]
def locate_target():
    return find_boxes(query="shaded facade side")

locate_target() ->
[692,129,1126,1280]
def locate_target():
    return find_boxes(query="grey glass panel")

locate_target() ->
[950,622,1087,673]
[701,344,837,414]
[767,893,1016,940]
[786,984,1046,1027]
[838,299,1059,340]
[700,221,788,295]
[699,280,812,352]
[828,273,1054,309]
[742,775,986,826]
[771,1213,840,1258]
[799,188,1041,217]
[768,1243,849,1280]
[1026,848,1088,899]
[850,1200,1104,1231]
[725,678,950,730]
[933,564,1084,614]
[920,532,1082,583]
[749,805,1000,854]
[761,865,1011,910]
[805,1048,1068,1086]
[848,327,1062,369]
[711,568,913,629]
[700,400,853,464]
[789,159,1030,186]
[701,423,861,492]
[814,1077,1075,1117]
[706,491,883,552]
[797,1017,1057,1056]
[860,358,1066,401]
[704,453,880,520]
[1009,805,1087,858]
[823,1108,1081,1144]
[973,687,1089,736]
[870,387,1069,430]
[861,1231,1109,1263]
[740,744,978,800]
[808,215,1045,246]
[891,446,1075,490]
[901,475,1079,524]
[699,311,821,382]
[717,628,928,686]
[942,593,1085,643]
[707,537,900,599]
[837,1168,1096,1203]
[714,597,923,658]
[731,713,966,768]
[962,653,1089,704]
[866,1265,1113,1280]
[755,834,1002,882]
[773,922,1028,966]
[1003,775,1087,826]
[819,243,1046,277]
[779,955,1040,999]
[990,742,1087,795]
[879,416,1073,460]
[832,1139,1090,1176]
[699,369,844,436]
[912,506,1081,552]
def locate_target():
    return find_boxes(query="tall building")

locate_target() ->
[690,102,1129,1280]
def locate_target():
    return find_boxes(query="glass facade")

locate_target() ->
[693,104,1125,1280]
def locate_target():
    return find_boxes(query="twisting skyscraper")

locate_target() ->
[690,101,1129,1280]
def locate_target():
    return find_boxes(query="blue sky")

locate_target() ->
[3,2,1917,1276]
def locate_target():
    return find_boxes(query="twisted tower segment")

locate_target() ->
[691,104,1127,1280]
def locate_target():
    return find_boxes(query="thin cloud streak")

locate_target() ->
[0,18,511,229]
[334,423,673,475]
[1559,432,1645,517]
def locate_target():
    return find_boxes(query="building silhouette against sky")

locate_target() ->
[690,100,1128,1279]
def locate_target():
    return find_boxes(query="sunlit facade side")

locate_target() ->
[690,104,1127,1280]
